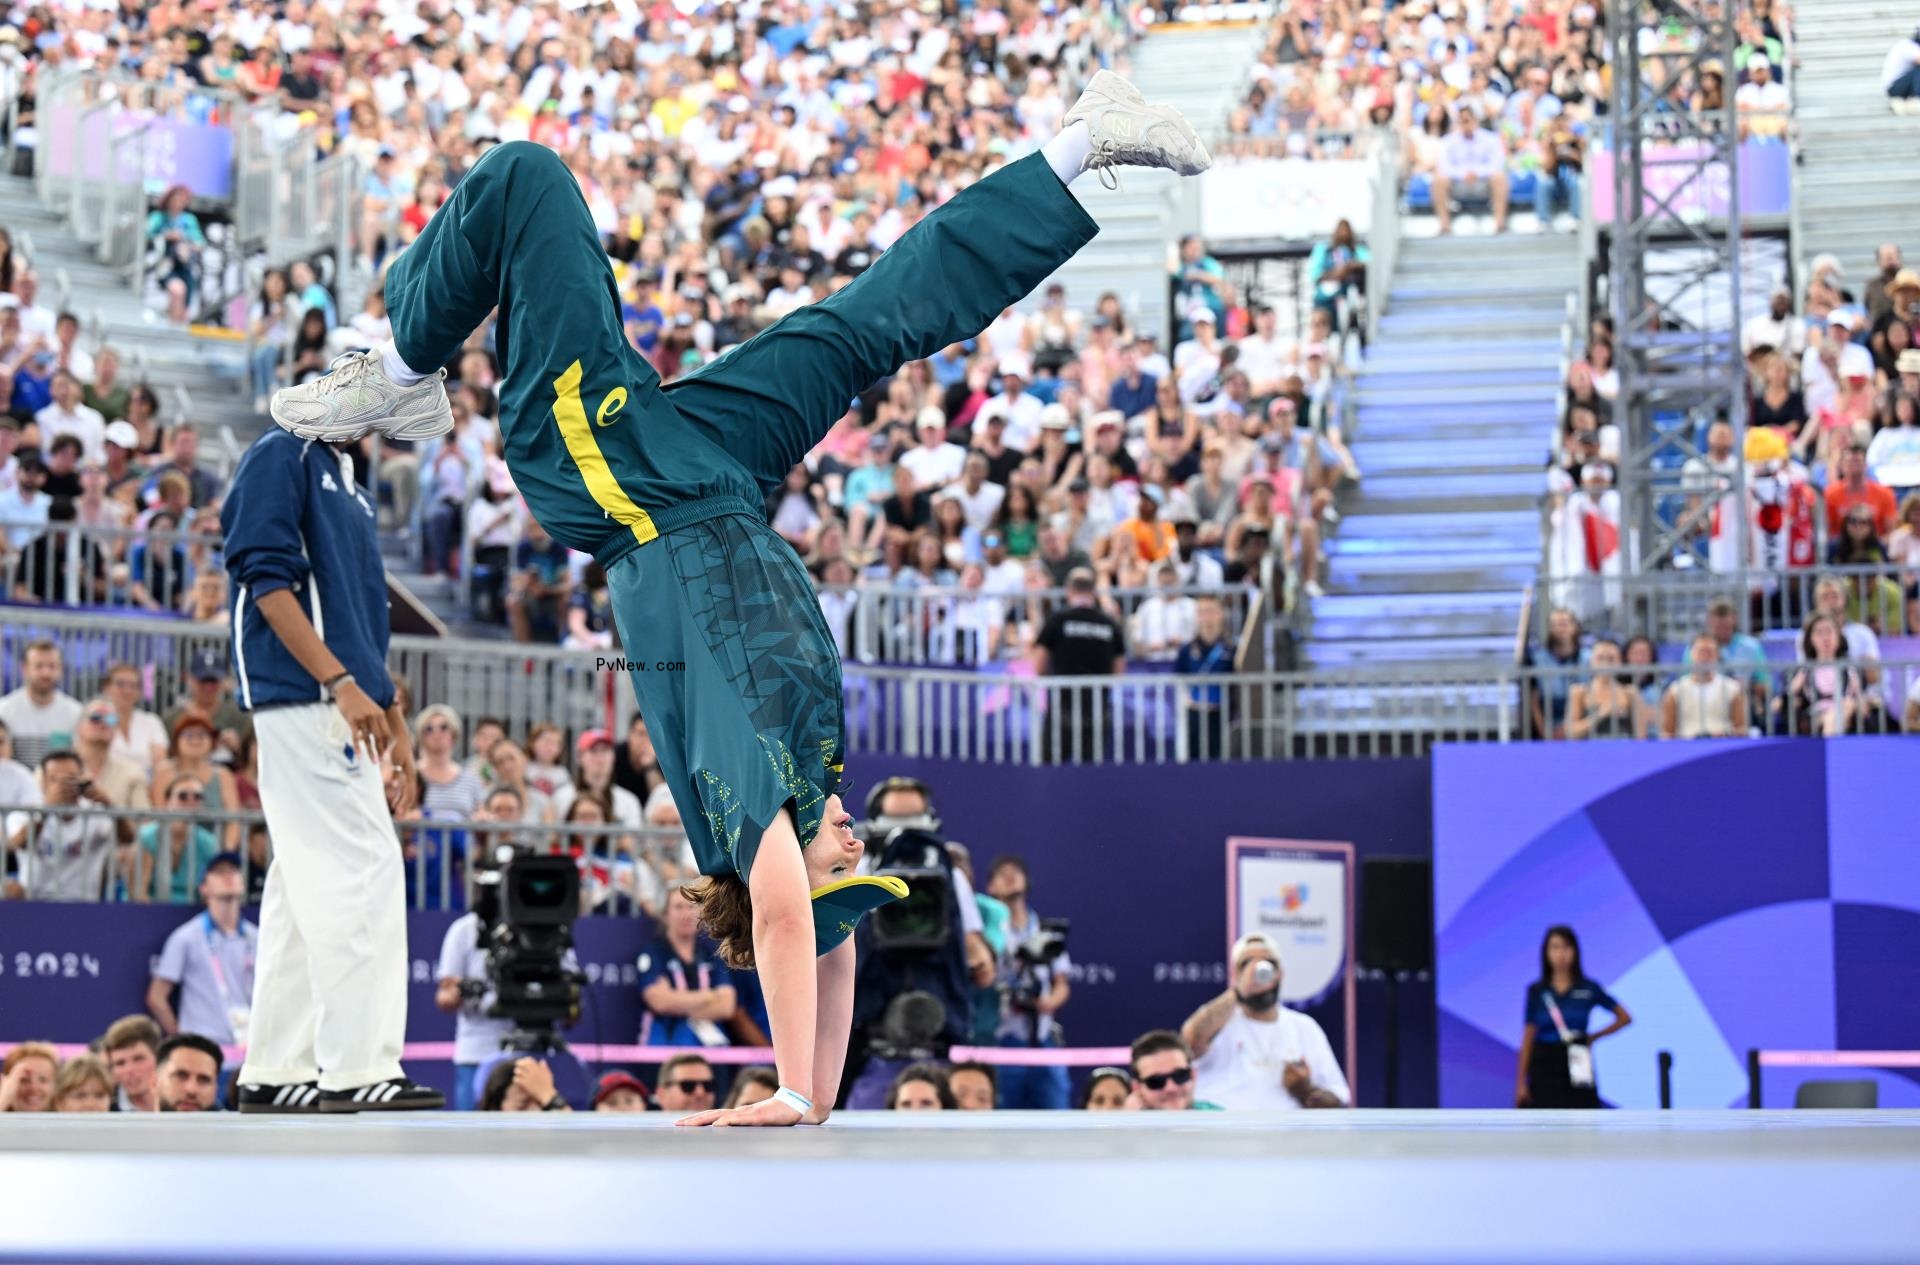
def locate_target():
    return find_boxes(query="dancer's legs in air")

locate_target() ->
[270,69,1210,1126]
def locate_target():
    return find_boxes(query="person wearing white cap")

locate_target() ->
[1734,53,1789,134]
[1180,931,1350,1110]
[973,353,1045,452]
[899,405,967,491]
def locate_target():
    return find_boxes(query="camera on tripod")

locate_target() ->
[1008,917,1070,1012]
[470,844,585,1052]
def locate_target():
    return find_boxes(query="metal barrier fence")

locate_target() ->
[839,657,1918,761]
[0,802,684,917]
[848,582,1250,666]
[1537,564,1918,644]
[7,611,1910,767]
[2,519,220,611]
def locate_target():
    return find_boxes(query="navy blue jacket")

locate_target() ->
[221,431,395,712]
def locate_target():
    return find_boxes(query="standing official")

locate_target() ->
[222,430,442,1113]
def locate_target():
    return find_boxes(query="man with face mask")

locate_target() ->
[1180,932,1348,1110]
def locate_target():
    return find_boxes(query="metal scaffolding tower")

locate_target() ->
[1607,0,1747,582]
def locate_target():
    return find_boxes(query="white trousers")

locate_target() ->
[239,703,408,1091]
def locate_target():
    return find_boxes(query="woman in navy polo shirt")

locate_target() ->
[1515,925,1633,1108]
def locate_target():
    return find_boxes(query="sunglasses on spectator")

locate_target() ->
[173,790,205,802]
[85,711,116,725]
[1136,1067,1193,1091]
[664,1078,714,1094]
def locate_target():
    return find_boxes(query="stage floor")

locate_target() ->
[3,1110,1917,1264]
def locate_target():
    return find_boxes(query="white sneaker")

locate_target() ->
[1064,69,1213,187]
[1303,579,1325,599]
[269,349,454,444]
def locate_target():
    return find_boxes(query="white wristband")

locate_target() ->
[773,1086,812,1117]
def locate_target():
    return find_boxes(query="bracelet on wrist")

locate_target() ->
[772,1086,813,1117]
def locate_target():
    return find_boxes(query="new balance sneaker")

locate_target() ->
[319,1078,447,1114]
[269,349,455,445]
[236,1081,323,1115]
[1064,69,1213,187]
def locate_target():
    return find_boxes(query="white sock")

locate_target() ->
[377,339,431,386]
[1042,121,1093,186]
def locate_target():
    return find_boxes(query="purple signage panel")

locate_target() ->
[41,102,235,200]
[1588,139,1792,222]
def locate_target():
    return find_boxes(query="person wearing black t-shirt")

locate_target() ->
[612,712,664,804]
[880,464,933,538]
[1033,568,1127,762]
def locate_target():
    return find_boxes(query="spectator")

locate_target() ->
[1779,613,1866,737]
[1886,25,1920,110]
[1744,288,1807,361]
[483,740,554,827]
[506,519,572,643]
[101,1014,162,1113]
[416,704,487,823]
[1130,561,1197,661]
[1307,219,1369,321]
[1868,394,1920,493]
[638,885,738,1049]
[1032,567,1127,762]
[1700,596,1774,716]
[151,714,237,849]
[51,1054,113,1113]
[0,637,81,767]
[478,1058,569,1113]
[553,729,642,830]
[0,451,48,553]
[147,854,256,1056]
[591,1073,652,1114]
[100,663,167,777]
[1128,1030,1222,1112]
[1515,925,1631,1109]
[1662,633,1750,739]
[565,563,616,651]
[7,749,122,900]
[1171,235,1227,340]
[137,776,223,904]
[1081,1066,1132,1110]
[1826,443,1898,539]
[1174,596,1237,759]
[885,1063,956,1111]
[0,1041,57,1112]
[154,1033,222,1112]
[148,186,206,324]
[1750,353,1808,440]
[720,1067,779,1111]
[948,1061,997,1112]
[32,370,105,463]
[1181,933,1349,1110]
[1526,607,1586,739]
[900,407,968,492]
[1734,55,1789,139]
[985,854,1072,1110]
[1565,638,1653,740]
[1108,342,1159,424]
[523,725,572,802]
[612,714,665,807]
[652,1053,716,1115]
[165,652,248,756]
[1432,107,1510,236]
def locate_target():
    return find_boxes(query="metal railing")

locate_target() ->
[0,802,688,916]
[847,582,1251,666]
[1365,141,1401,347]
[1537,563,1917,644]
[1,518,222,612]
[838,657,1917,762]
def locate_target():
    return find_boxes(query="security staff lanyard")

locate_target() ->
[202,912,254,1043]
[1542,989,1595,1088]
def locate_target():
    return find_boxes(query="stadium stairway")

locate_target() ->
[0,174,258,459]
[1791,0,1920,276]
[1043,22,1269,341]
[1292,231,1575,739]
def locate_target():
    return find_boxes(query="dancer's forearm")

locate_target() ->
[810,937,856,1121]
[748,826,816,1098]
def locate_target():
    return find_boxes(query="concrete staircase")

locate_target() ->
[0,175,259,459]
[1792,0,1920,275]
[1299,232,1576,730]
[1042,24,1269,341]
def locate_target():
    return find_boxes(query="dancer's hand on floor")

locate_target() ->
[676,1097,805,1128]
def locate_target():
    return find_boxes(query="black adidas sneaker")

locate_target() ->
[319,1079,446,1113]
[236,1081,323,1114]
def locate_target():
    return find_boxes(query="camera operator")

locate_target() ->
[843,776,993,1108]
[435,827,580,1112]
[985,853,1072,1109]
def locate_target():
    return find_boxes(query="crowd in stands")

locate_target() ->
[1219,0,1796,232]
[1547,240,1920,669]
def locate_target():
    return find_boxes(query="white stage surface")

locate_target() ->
[3,1109,1917,1264]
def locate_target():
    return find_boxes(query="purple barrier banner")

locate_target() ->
[0,903,652,1054]
[1436,737,1920,1109]
[1588,139,1791,222]
[42,103,235,200]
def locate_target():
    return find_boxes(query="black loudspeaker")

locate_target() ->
[1361,857,1433,973]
